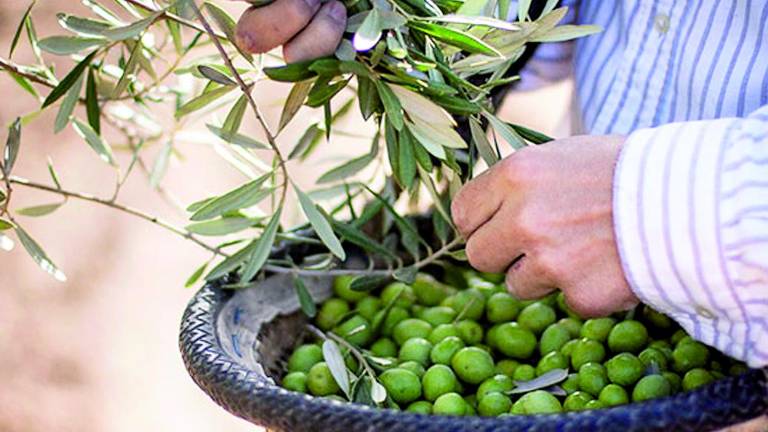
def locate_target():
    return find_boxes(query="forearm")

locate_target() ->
[613,106,768,367]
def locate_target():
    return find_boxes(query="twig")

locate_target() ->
[124,0,227,40]
[0,57,57,88]
[190,2,290,206]
[8,175,224,257]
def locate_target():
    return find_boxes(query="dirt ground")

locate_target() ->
[0,1,573,431]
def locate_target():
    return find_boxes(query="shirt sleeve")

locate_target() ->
[613,105,768,368]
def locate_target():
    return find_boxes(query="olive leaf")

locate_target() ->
[295,185,346,260]
[85,67,100,134]
[0,218,15,230]
[175,85,236,118]
[14,226,66,282]
[482,111,526,149]
[3,118,22,176]
[57,13,113,36]
[38,36,107,55]
[97,11,160,40]
[54,73,84,133]
[293,276,317,318]
[317,136,378,184]
[353,9,382,51]
[408,21,501,56]
[10,1,36,58]
[322,339,351,398]
[469,116,498,166]
[42,51,97,108]
[507,368,569,394]
[206,124,269,149]
[16,203,64,217]
[149,141,173,188]
[279,80,314,131]
[186,217,254,236]
[197,65,236,86]
[72,118,115,165]
[203,1,253,62]
[184,261,209,288]
[221,94,249,141]
[349,274,390,292]
[190,173,271,221]
[239,209,282,282]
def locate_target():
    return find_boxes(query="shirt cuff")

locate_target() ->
[612,117,752,362]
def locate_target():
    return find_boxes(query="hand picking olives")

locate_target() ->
[281,269,747,416]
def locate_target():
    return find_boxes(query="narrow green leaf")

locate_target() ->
[97,12,159,40]
[221,94,248,140]
[54,73,84,133]
[418,166,452,227]
[393,266,417,284]
[357,76,379,120]
[0,233,14,251]
[191,174,270,221]
[317,137,378,183]
[175,85,235,118]
[38,36,106,55]
[205,240,253,281]
[398,128,417,189]
[150,141,172,188]
[197,65,236,86]
[289,124,323,160]
[306,78,348,108]
[10,72,40,100]
[409,128,433,171]
[112,40,140,98]
[47,158,62,189]
[509,122,554,144]
[518,0,532,20]
[482,112,526,149]
[295,185,345,260]
[542,0,559,16]
[16,203,63,217]
[432,207,450,244]
[263,60,318,82]
[0,189,5,203]
[406,121,446,160]
[408,21,500,56]
[531,24,603,42]
[384,119,400,184]
[72,118,115,165]
[57,13,113,36]
[239,209,282,281]
[206,124,268,149]
[3,118,22,176]
[85,67,100,134]
[447,249,467,261]
[294,277,317,317]
[14,226,67,281]
[187,197,214,213]
[375,81,404,130]
[186,217,254,236]
[469,117,498,166]
[10,1,35,58]
[42,51,97,108]
[167,19,183,54]
[0,218,15,230]
[370,380,387,404]
[322,339,351,397]
[419,14,519,30]
[204,1,253,62]
[350,274,390,292]
[353,9,382,51]
[279,80,313,131]
[363,185,427,248]
[184,262,208,288]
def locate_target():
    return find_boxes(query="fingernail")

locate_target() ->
[326,1,346,23]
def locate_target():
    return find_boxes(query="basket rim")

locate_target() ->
[179,277,768,432]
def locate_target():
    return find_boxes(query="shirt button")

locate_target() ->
[654,14,670,34]
[695,305,716,319]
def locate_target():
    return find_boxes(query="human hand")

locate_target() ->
[235,0,347,63]
[451,135,638,317]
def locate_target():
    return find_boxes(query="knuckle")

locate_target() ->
[465,238,490,272]
[500,148,536,185]
[536,251,564,282]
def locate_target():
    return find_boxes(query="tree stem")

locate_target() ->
[8,175,224,257]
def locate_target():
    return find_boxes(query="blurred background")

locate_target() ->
[0,1,573,431]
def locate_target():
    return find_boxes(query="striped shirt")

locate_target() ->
[519,1,768,367]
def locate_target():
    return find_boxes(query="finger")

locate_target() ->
[451,162,509,238]
[465,203,524,273]
[283,1,346,63]
[505,255,556,300]
[236,0,321,54]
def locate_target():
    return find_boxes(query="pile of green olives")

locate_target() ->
[281,269,747,416]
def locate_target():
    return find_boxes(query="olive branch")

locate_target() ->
[0,0,599,287]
